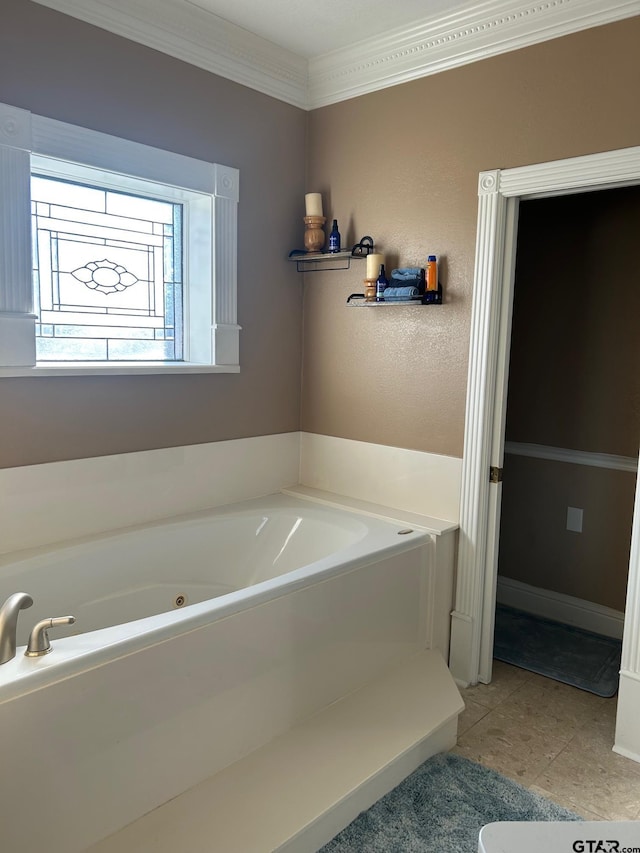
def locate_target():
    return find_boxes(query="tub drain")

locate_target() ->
[174,594,187,608]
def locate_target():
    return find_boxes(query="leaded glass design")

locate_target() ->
[31,176,183,361]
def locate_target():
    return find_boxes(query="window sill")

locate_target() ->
[0,362,240,377]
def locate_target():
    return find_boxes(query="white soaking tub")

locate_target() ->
[0,493,450,853]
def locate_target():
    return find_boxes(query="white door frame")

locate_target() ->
[449,145,640,760]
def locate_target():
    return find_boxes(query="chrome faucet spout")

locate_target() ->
[0,592,34,665]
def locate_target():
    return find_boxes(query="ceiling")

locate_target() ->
[32,0,640,108]
[184,0,475,58]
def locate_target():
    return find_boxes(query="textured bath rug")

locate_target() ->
[493,604,622,697]
[319,753,579,852]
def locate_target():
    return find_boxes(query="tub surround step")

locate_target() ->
[88,650,463,853]
[282,484,459,536]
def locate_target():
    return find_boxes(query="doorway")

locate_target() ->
[493,186,639,695]
[449,145,640,761]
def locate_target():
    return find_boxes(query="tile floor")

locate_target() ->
[454,660,640,821]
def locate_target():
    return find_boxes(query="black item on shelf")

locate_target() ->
[351,236,374,257]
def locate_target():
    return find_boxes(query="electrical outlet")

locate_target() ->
[566,506,583,533]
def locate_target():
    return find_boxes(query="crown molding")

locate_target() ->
[32,0,640,110]
[308,0,640,108]
[31,0,309,109]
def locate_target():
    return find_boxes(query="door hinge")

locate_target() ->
[489,466,503,484]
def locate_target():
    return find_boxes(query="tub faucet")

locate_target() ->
[0,592,34,665]
[25,615,76,657]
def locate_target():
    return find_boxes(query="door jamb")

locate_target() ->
[449,147,640,697]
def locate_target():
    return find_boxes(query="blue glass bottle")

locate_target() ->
[329,219,341,253]
[375,264,388,302]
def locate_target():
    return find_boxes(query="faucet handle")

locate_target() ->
[25,616,76,657]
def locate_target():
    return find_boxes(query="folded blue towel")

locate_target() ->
[391,267,424,285]
[391,267,424,278]
[390,275,423,289]
[389,278,422,289]
[382,286,419,299]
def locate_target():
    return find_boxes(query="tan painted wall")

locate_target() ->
[498,187,640,611]
[302,19,640,457]
[3,9,640,471]
[0,0,306,468]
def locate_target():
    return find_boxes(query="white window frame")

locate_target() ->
[0,102,240,376]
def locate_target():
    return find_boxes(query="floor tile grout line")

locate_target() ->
[527,727,578,788]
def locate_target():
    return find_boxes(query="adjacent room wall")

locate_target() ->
[302,18,640,459]
[0,0,306,468]
[506,188,640,460]
[498,187,640,612]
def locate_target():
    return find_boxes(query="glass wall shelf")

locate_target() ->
[288,251,364,272]
[346,294,442,307]
[346,298,426,307]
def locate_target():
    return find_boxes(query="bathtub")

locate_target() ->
[0,493,448,853]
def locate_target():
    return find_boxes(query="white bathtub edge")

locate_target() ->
[0,495,433,706]
[282,484,458,535]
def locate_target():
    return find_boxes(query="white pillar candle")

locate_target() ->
[366,253,385,279]
[305,192,323,217]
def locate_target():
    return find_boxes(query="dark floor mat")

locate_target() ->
[493,604,621,697]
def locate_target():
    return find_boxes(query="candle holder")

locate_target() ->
[364,278,377,302]
[304,215,326,253]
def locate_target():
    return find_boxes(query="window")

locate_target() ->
[0,102,240,375]
[32,175,184,362]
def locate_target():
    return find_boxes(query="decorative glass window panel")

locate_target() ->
[0,102,239,374]
[31,176,183,362]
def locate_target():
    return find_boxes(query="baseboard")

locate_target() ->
[612,743,640,764]
[496,576,624,639]
[614,672,640,764]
